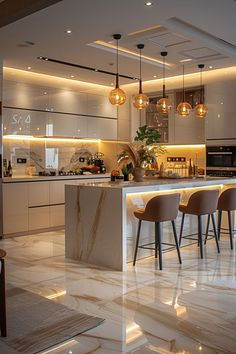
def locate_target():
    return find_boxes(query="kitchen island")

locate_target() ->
[65,177,236,271]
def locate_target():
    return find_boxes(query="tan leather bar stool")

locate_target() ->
[205,188,236,249]
[179,190,220,258]
[133,193,181,270]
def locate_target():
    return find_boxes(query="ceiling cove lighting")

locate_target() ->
[109,34,126,106]
[177,65,192,117]
[133,44,149,110]
[195,64,208,118]
[156,52,171,114]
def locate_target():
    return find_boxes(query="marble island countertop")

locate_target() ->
[68,176,236,193]
[3,173,111,183]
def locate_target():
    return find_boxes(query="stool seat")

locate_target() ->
[133,193,181,270]
[179,189,220,258]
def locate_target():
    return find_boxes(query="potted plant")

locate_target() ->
[117,125,165,182]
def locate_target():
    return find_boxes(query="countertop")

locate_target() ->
[66,177,236,193]
[2,173,111,183]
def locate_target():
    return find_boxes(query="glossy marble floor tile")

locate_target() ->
[0,231,235,353]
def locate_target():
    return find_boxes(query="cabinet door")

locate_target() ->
[47,114,87,137]
[28,206,50,230]
[3,81,49,110]
[87,117,117,139]
[3,183,28,234]
[87,94,117,118]
[28,182,50,207]
[49,88,87,115]
[49,181,66,204]
[50,205,65,227]
[174,111,205,144]
[2,108,47,136]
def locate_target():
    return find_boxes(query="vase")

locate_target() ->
[132,167,145,182]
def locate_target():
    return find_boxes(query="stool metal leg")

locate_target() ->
[133,220,142,266]
[204,214,210,244]
[155,222,158,258]
[179,213,185,246]
[171,220,182,264]
[0,259,7,337]
[156,222,163,270]
[228,211,234,250]
[218,210,222,240]
[198,215,203,259]
[211,213,220,254]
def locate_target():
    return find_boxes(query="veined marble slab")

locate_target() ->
[65,177,236,271]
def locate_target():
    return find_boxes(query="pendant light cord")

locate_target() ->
[139,47,142,94]
[200,68,203,104]
[163,54,166,98]
[116,38,119,88]
[182,65,185,101]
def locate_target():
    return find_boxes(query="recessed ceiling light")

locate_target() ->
[153,75,157,78]
[110,83,114,85]
[44,92,47,95]
[66,30,72,34]
[27,66,31,70]
[209,65,213,69]
[70,75,75,78]
[145,1,153,6]
[179,58,192,63]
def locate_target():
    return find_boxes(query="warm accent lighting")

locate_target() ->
[195,64,208,118]
[3,135,100,143]
[109,34,126,106]
[177,65,192,117]
[133,44,149,110]
[157,52,171,114]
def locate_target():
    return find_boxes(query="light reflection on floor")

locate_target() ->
[1,229,235,353]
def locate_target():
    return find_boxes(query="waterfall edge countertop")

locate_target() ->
[65,177,236,271]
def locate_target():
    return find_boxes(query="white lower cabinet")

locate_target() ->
[28,182,50,207]
[3,183,28,234]
[49,181,66,204]
[50,205,65,227]
[28,206,50,231]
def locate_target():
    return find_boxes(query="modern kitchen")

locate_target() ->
[0,1,236,353]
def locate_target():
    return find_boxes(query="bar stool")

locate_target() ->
[205,188,236,250]
[0,249,7,337]
[179,189,220,258]
[133,193,181,270]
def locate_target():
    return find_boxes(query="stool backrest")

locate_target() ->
[143,193,180,222]
[218,188,236,211]
[187,189,219,215]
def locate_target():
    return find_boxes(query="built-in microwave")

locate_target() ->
[206,146,236,177]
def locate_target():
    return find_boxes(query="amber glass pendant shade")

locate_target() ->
[157,52,171,114]
[178,65,192,117]
[109,86,126,106]
[194,103,208,118]
[195,64,207,118]
[157,97,171,114]
[109,34,126,106]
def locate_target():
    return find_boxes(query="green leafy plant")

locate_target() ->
[117,125,166,168]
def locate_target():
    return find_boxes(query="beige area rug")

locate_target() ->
[0,285,104,354]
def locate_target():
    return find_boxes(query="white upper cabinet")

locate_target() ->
[87,117,117,140]
[87,94,117,118]
[3,81,49,110]
[47,114,87,137]
[49,88,87,115]
[174,111,205,144]
[205,81,236,140]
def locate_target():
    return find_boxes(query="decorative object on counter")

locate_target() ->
[122,163,133,181]
[195,64,208,118]
[156,52,171,114]
[109,34,126,106]
[188,158,194,177]
[3,159,8,177]
[177,65,192,117]
[25,163,37,176]
[133,44,149,110]
[111,169,120,181]
[117,125,165,182]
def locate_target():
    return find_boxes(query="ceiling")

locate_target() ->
[0,0,236,86]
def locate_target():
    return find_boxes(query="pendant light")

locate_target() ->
[157,51,171,114]
[109,34,126,106]
[195,64,208,118]
[133,44,149,110]
[177,65,192,117]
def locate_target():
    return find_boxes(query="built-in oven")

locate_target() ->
[206,146,236,177]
